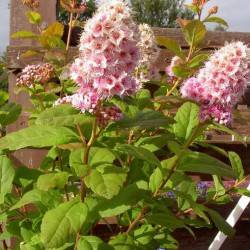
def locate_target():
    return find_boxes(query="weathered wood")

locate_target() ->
[8,0,57,168]
[153,28,250,48]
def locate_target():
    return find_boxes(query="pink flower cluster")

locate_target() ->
[181,42,250,125]
[69,0,141,114]
[16,63,55,87]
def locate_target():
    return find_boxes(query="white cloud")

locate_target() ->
[0,0,10,54]
[185,0,250,32]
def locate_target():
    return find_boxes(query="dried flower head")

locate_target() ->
[181,41,250,125]
[22,0,39,9]
[16,63,55,87]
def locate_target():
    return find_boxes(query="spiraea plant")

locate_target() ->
[1,0,250,249]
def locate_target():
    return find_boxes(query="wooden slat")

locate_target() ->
[153,28,250,48]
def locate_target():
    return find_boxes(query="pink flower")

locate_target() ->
[69,0,141,107]
[181,42,250,125]
[17,63,55,87]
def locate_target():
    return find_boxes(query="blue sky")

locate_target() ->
[0,0,250,53]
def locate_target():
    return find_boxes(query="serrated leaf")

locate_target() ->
[156,37,185,59]
[85,165,127,199]
[26,11,42,24]
[41,200,89,248]
[204,16,228,27]
[0,155,15,204]
[0,125,79,150]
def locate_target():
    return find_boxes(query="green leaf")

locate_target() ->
[204,16,228,27]
[69,149,90,177]
[0,103,22,126]
[156,37,185,59]
[88,147,116,167]
[85,165,127,199]
[213,175,226,196]
[98,181,149,217]
[11,30,38,39]
[188,53,209,68]
[26,11,42,24]
[113,110,173,130]
[179,151,236,178]
[77,236,112,250]
[177,180,198,210]
[228,151,244,180]
[205,208,235,237]
[14,166,42,186]
[0,125,79,150]
[116,144,161,167]
[36,104,94,126]
[0,91,8,106]
[210,122,246,145]
[136,134,172,152]
[10,189,61,210]
[42,22,64,37]
[172,65,191,78]
[173,102,200,142]
[231,188,250,197]
[109,234,136,250]
[147,211,185,229]
[149,167,164,193]
[37,172,70,191]
[0,155,15,204]
[41,199,89,248]
[183,20,207,46]
[134,224,155,246]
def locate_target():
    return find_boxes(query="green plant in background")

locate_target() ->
[0,0,249,250]
[57,0,96,25]
[131,0,194,27]
[0,52,21,138]
[0,53,8,92]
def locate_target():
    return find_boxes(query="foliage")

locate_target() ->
[57,0,96,25]
[0,1,248,249]
[131,0,194,27]
[0,53,8,92]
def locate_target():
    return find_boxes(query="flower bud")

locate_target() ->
[208,6,218,15]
